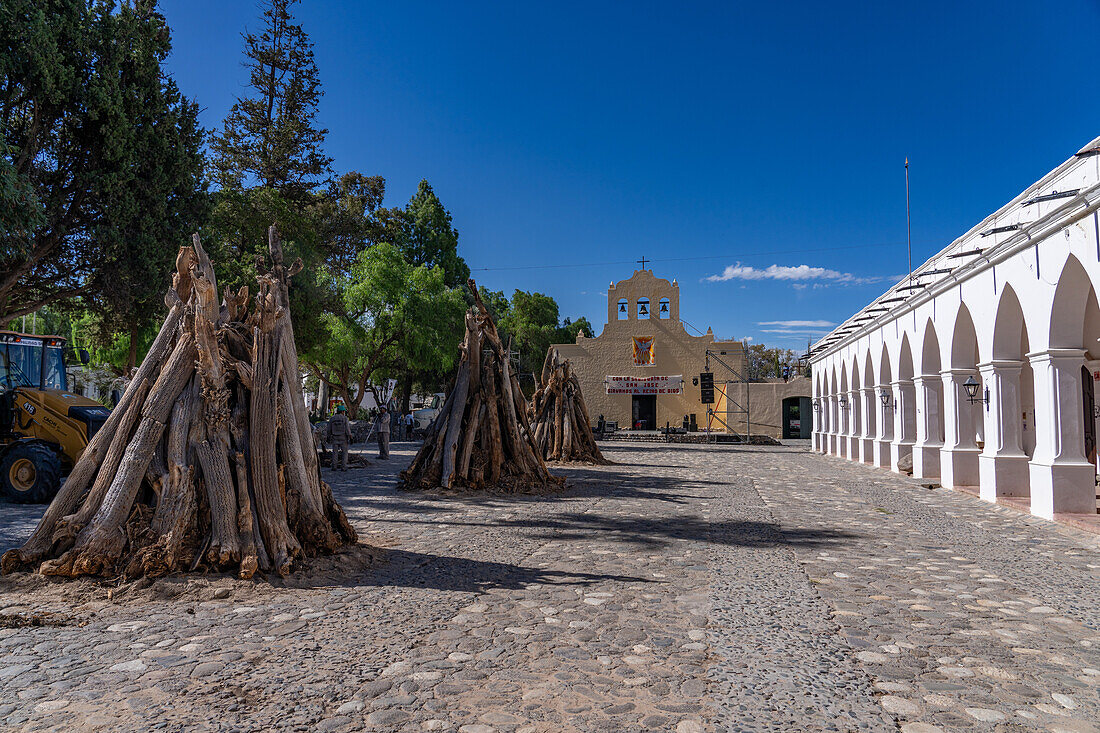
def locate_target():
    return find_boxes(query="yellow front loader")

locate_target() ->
[0,331,111,503]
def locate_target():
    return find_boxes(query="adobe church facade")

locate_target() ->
[550,269,746,431]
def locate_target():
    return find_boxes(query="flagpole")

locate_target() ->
[905,157,912,280]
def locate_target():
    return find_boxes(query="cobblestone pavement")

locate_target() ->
[0,441,1098,732]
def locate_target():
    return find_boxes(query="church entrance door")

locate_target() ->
[632,395,657,430]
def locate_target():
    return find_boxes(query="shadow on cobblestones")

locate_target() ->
[360,513,858,551]
[333,548,655,593]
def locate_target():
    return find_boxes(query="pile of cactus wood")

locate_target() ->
[529,348,607,464]
[399,281,562,493]
[1,227,356,579]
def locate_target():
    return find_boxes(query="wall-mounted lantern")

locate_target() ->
[963,375,989,407]
[880,391,892,409]
[838,395,849,410]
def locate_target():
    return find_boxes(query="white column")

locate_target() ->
[890,379,914,472]
[874,384,892,467]
[847,389,860,460]
[1027,349,1096,517]
[836,391,844,453]
[912,375,943,479]
[978,360,1029,501]
[939,369,981,488]
[859,386,874,464]
[812,393,821,452]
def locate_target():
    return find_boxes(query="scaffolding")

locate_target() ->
[703,348,750,442]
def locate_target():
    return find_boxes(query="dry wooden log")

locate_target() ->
[3,228,358,579]
[191,234,241,567]
[529,348,608,464]
[441,343,472,488]
[249,280,300,576]
[263,226,353,549]
[51,377,150,549]
[400,280,563,493]
[456,395,483,480]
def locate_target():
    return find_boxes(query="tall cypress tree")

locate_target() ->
[210,0,331,199]
[84,1,210,371]
[0,0,208,327]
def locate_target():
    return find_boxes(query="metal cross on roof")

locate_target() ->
[637,256,649,270]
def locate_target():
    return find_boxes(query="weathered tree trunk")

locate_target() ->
[250,281,300,576]
[3,230,358,579]
[191,234,241,567]
[441,349,471,488]
[400,280,563,493]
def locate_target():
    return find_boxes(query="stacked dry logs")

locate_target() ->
[1,227,356,579]
[529,349,607,464]
[399,281,563,492]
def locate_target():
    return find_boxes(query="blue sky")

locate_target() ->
[160,0,1100,349]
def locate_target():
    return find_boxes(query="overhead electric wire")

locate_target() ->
[468,241,936,273]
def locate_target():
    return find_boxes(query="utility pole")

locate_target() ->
[905,157,912,280]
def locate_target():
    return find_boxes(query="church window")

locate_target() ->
[617,299,628,320]
[637,297,650,318]
[659,297,670,319]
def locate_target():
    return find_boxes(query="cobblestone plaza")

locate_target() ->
[1,442,1098,732]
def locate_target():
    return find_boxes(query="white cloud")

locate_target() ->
[758,320,835,328]
[760,328,832,335]
[704,262,888,285]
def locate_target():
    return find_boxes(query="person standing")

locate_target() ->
[394,408,405,441]
[377,405,391,459]
[406,412,415,439]
[325,404,350,471]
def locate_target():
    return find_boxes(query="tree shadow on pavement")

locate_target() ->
[359,515,858,551]
[288,547,656,594]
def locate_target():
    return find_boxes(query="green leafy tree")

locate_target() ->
[477,287,510,324]
[745,344,803,381]
[381,179,470,410]
[487,290,594,378]
[209,0,331,198]
[302,244,466,411]
[381,180,470,288]
[0,0,208,326]
[498,290,559,376]
[554,316,594,344]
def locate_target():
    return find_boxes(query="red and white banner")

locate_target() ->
[605,375,683,395]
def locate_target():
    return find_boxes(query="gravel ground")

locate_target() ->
[0,440,1097,732]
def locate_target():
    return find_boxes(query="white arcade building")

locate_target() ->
[810,136,1100,521]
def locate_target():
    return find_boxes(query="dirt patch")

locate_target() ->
[0,610,84,628]
[0,540,388,612]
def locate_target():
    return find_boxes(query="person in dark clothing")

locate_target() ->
[325,404,351,471]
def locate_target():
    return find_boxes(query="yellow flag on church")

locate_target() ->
[632,336,655,365]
